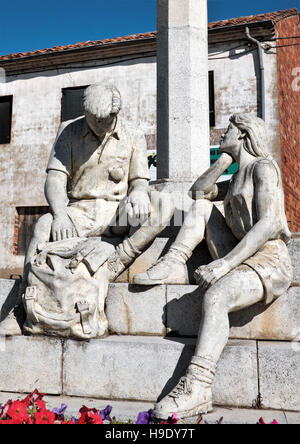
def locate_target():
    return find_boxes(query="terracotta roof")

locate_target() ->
[207,7,298,29]
[0,8,298,62]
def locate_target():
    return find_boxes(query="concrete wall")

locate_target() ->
[0,40,281,277]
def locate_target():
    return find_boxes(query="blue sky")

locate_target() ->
[1,0,299,56]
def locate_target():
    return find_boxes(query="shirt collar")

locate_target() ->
[83,116,120,141]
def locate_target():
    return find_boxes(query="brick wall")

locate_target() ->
[276,13,300,232]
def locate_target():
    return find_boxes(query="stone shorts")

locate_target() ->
[243,239,293,305]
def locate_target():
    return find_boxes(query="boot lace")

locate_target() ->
[169,376,192,398]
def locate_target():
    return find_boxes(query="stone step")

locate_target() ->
[0,335,299,411]
[1,278,299,341]
[106,284,300,341]
[127,235,300,286]
[0,392,298,424]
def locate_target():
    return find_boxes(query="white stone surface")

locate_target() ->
[1,281,298,341]
[258,341,300,411]
[63,336,258,407]
[229,287,300,340]
[166,285,300,341]
[289,237,300,285]
[213,340,258,408]
[0,336,62,394]
[156,0,210,181]
[106,283,167,335]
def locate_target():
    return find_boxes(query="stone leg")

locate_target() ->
[195,266,264,361]
[155,265,264,420]
[106,191,175,281]
[133,199,237,285]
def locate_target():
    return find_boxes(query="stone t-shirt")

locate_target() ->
[47,116,150,202]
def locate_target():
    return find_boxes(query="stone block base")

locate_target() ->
[0,335,299,411]
[106,283,300,341]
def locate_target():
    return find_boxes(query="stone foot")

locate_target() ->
[133,256,189,285]
[154,355,216,419]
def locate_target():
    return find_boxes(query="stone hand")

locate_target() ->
[126,190,151,224]
[51,214,77,242]
[194,259,231,289]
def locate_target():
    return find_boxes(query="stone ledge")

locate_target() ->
[1,279,299,341]
[62,337,258,407]
[105,284,300,341]
[0,335,299,411]
[0,336,62,394]
[258,341,300,412]
[166,285,300,340]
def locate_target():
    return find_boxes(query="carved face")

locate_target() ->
[219,123,242,158]
[86,111,117,138]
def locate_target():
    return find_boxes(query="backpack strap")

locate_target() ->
[76,300,92,335]
[24,286,39,325]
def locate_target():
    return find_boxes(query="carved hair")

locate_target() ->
[230,113,270,158]
[83,83,122,118]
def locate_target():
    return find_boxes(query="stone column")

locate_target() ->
[155,0,210,209]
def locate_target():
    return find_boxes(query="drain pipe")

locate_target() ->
[245,26,265,121]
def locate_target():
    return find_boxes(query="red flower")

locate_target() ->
[0,419,13,424]
[257,417,279,424]
[0,400,12,419]
[78,405,99,415]
[77,411,103,424]
[28,389,45,406]
[36,399,46,411]
[21,395,30,407]
[7,400,29,424]
[34,409,55,424]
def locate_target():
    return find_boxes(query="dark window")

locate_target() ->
[0,95,13,144]
[209,71,215,127]
[15,206,49,255]
[61,86,88,122]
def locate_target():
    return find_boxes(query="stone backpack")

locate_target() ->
[22,238,114,340]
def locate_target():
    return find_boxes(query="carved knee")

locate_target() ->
[32,213,53,241]
[203,286,228,313]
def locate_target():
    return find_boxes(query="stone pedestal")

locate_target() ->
[156,0,210,211]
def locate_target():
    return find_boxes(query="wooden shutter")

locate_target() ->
[16,207,49,255]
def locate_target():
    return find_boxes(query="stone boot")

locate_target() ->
[154,355,217,420]
[133,244,191,285]
[106,237,142,282]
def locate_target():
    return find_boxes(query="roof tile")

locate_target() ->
[0,8,298,62]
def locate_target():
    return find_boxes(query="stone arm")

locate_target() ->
[45,170,77,241]
[127,178,151,222]
[189,153,233,200]
[195,161,279,288]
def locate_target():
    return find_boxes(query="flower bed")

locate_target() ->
[0,390,278,424]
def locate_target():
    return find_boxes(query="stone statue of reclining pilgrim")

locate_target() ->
[134,113,293,419]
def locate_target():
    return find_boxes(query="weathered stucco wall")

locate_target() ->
[0,40,281,277]
[0,56,157,276]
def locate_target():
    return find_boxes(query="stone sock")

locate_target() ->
[187,354,217,386]
[166,242,193,264]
